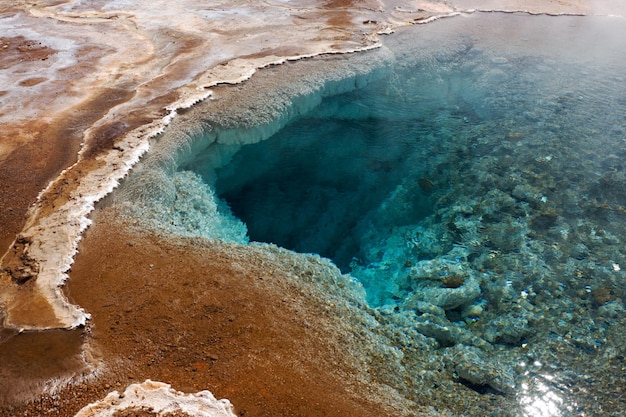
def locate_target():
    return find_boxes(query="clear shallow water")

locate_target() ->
[137,13,626,416]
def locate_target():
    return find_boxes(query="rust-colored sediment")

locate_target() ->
[1,208,409,415]
[0,328,87,407]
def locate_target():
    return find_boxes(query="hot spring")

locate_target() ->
[117,12,626,415]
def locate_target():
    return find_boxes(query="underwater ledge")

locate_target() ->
[113,46,395,242]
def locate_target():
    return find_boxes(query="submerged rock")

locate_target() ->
[447,345,516,395]
[419,275,481,310]
[530,211,559,233]
[406,262,482,311]
[483,311,535,345]
[413,313,489,348]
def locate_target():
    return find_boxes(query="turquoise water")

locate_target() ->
[138,13,626,416]
[214,113,434,273]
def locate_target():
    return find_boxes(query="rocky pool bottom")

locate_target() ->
[4,12,626,417]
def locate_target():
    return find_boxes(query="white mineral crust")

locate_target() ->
[74,380,237,417]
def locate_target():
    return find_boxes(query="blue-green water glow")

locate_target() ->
[215,116,434,274]
[166,13,626,416]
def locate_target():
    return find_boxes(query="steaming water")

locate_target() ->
[141,13,626,415]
